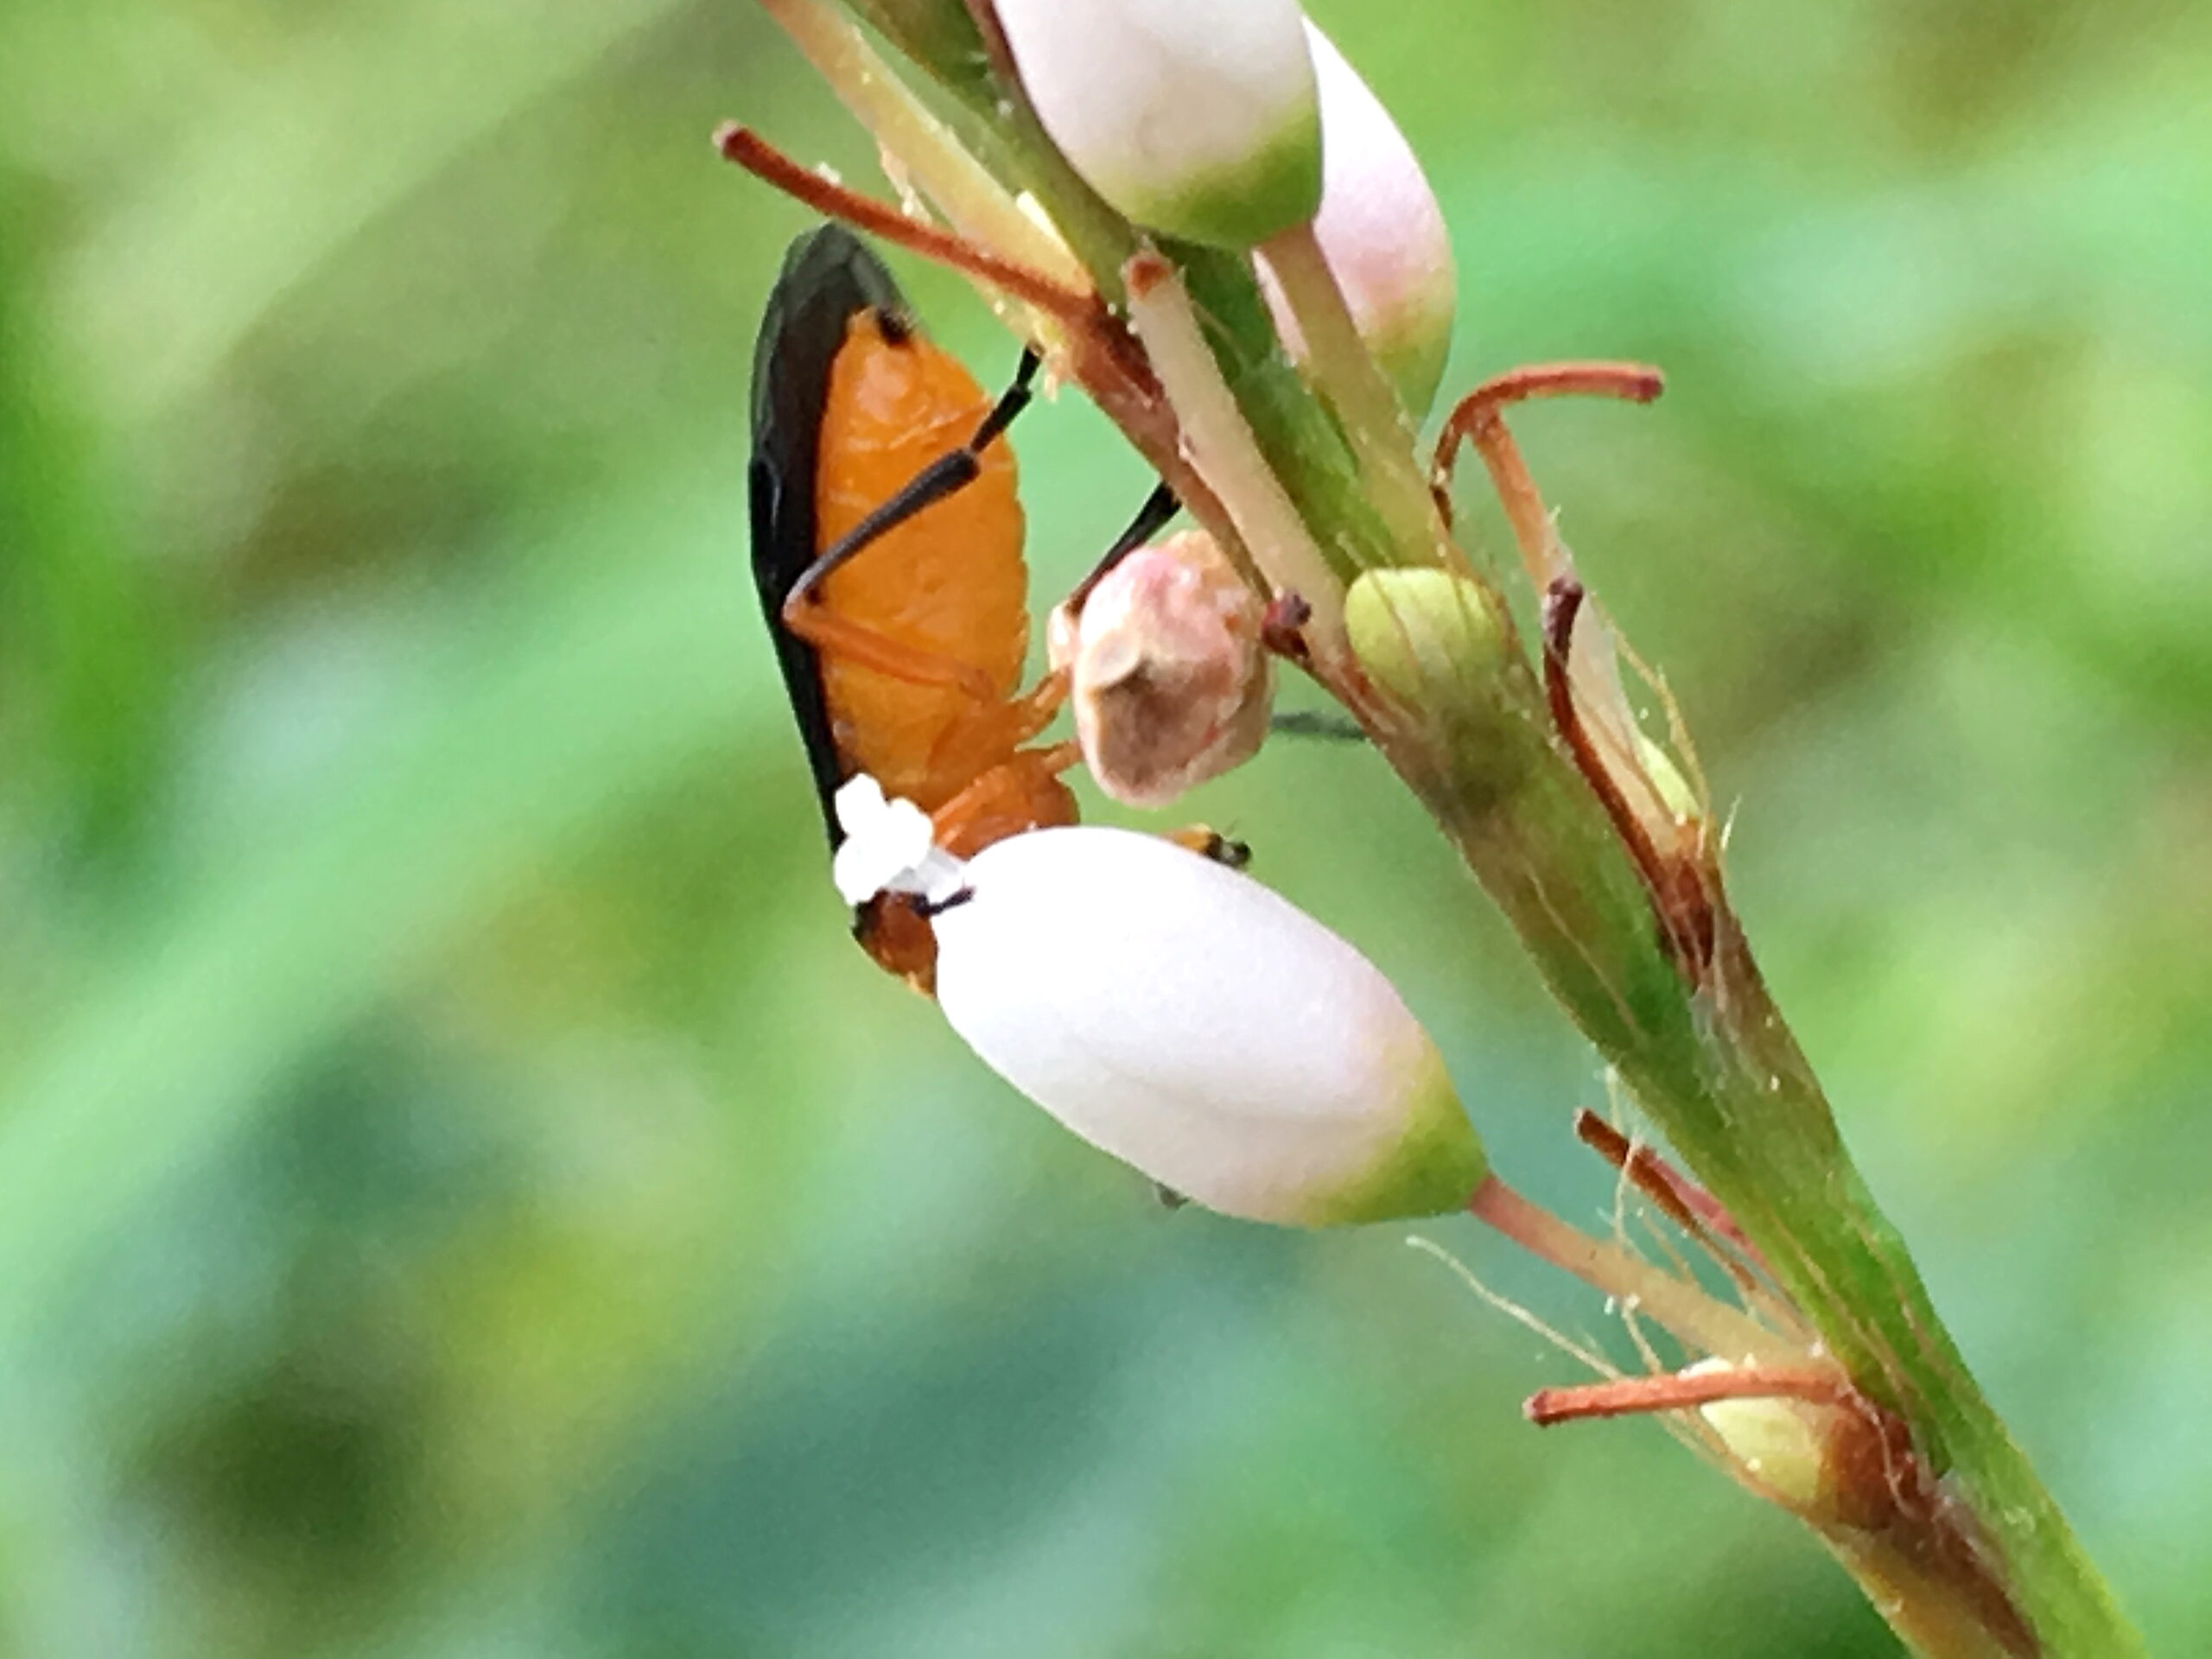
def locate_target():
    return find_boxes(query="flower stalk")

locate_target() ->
[1256,22,1460,421]
[1255,219,1450,566]
[736,3,2144,1652]
[1120,252,1342,632]
[753,0,1087,297]
[1465,1173,1792,1367]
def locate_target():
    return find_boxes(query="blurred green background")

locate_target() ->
[3,2,2207,1654]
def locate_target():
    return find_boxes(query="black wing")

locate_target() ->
[748,225,908,849]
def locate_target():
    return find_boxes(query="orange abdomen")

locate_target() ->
[815,315,1030,809]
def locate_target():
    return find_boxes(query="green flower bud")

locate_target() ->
[1346,568,1542,810]
[1682,1359,1831,1512]
[1344,567,1511,708]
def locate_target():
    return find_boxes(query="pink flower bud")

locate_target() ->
[1256,24,1459,418]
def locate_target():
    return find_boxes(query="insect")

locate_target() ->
[750,225,1168,988]
[750,222,1304,993]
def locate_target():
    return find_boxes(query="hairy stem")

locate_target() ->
[1122,253,1342,629]
[758,0,1085,293]
[1257,220,1446,567]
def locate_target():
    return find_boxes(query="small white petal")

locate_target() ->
[833,773,890,837]
[933,827,1484,1224]
[830,777,941,904]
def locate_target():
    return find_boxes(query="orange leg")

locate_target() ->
[1001,665,1069,748]
[781,594,1003,706]
[929,741,1250,875]
[1428,361,1663,590]
[908,666,1071,811]
[1166,826,1252,868]
[930,741,1081,859]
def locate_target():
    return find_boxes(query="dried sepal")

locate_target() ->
[1049,531,1273,807]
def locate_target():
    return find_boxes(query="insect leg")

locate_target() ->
[1063,480,1179,613]
[785,606,1004,703]
[1166,827,1252,868]
[1266,709,1367,743]
[928,741,1083,857]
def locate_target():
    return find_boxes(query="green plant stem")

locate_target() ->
[1428,736,2136,1652]
[1675,945,2140,1658]
[1349,563,2128,1651]
[1831,1535,2035,1659]
[759,0,1086,293]
[1121,256,1342,625]
[1166,243,1397,576]
[1257,220,1446,567]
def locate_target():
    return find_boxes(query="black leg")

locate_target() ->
[1065,480,1180,611]
[1267,710,1369,743]
[786,349,1042,608]
[969,347,1040,448]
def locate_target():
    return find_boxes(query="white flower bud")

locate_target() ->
[1046,531,1272,808]
[931,825,1486,1224]
[1255,24,1459,418]
[995,0,1323,249]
